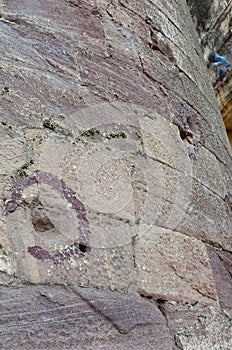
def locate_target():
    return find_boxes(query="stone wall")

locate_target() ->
[187,0,232,146]
[0,0,231,349]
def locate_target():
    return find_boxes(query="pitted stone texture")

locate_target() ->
[163,302,232,350]
[0,208,18,285]
[135,226,218,306]
[0,285,175,350]
[0,235,17,285]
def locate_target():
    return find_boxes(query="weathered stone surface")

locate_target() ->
[135,226,218,306]
[163,302,232,350]
[0,285,175,350]
[75,287,168,334]
[176,176,232,251]
[207,245,232,310]
[215,71,232,147]
[187,0,232,148]
[0,0,232,348]
[2,104,231,289]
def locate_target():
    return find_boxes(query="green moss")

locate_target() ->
[79,128,127,140]
[79,128,100,137]
[42,118,73,137]
[83,48,92,57]
[14,160,34,178]
[108,132,127,139]
[32,135,44,144]
[58,114,65,119]
[0,120,13,130]
[42,119,57,131]
[135,130,142,139]
[2,86,10,94]
[134,149,147,157]
[15,169,28,177]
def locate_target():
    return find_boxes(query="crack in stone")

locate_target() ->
[216,251,232,279]
[67,285,132,334]
[139,294,184,350]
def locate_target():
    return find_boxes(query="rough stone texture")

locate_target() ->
[0,286,176,350]
[0,0,231,349]
[215,71,232,147]
[187,0,232,58]
[207,245,232,310]
[163,302,232,350]
[188,0,232,147]
[135,226,218,306]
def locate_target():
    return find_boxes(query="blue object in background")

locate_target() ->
[212,52,230,67]
[219,68,226,80]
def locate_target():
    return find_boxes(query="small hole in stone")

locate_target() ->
[79,244,87,253]
[32,207,54,232]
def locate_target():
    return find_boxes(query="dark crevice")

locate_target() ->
[131,235,137,268]
[174,334,184,350]
[156,298,166,313]
[78,243,88,253]
[147,0,184,36]
[145,17,175,63]
[202,143,228,165]
[138,51,232,164]
[206,242,232,256]
[156,299,184,350]
[67,285,130,334]
[138,54,207,146]
[71,286,123,331]
[145,17,166,37]
[105,9,114,19]
[139,294,184,349]
[170,99,205,145]
[173,120,193,142]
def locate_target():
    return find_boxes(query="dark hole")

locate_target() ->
[79,244,87,253]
